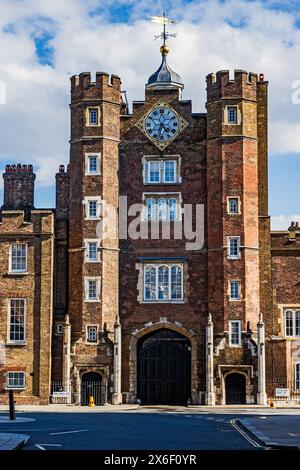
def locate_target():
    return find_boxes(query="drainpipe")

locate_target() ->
[206,313,216,405]
[112,315,122,405]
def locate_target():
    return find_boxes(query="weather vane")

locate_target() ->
[150,12,177,47]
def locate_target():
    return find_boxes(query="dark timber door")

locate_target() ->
[137,329,191,405]
[81,372,102,405]
[225,373,246,404]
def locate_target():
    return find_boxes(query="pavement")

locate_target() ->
[238,415,300,449]
[1,405,300,450]
[0,433,30,450]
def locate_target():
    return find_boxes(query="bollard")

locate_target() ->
[9,390,16,420]
[89,395,95,407]
[269,398,276,409]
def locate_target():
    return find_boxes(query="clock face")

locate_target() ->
[135,98,189,151]
[144,107,179,142]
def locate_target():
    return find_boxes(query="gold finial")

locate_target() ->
[160,44,170,55]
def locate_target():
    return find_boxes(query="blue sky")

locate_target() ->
[0,0,300,228]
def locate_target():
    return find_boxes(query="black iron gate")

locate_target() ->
[81,372,102,406]
[225,373,246,404]
[137,329,191,405]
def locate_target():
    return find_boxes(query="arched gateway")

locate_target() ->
[81,372,102,405]
[137,329,191,405]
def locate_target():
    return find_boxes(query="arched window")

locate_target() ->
[144,265,156,300]
[147,198,156,221]
[158,266,169,300]
[158,198,167,221]
[168,198,177,221]
[143,264,184,301]
[171,265,183,300]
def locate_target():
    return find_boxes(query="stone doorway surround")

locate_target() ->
[72,364,110,405]
[218,365,254,405]
[128,320,200,404]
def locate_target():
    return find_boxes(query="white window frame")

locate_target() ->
[86,325,99,344]
[86,107,101,127]
[229,320,242,347]
[229,281,241,301]
[6,371,26,390]
[9,243,28,274]
[227,236,241,259]
[85,153,101,175]
[83,196,102,220]
[284,309,300,338]
[142,155,181,185]
[143,264,184,303]
[7,298,26,344]
[84,277,101,302]
[295,362,300,391]
[84,239,101,263]
[227,197,240,215]
[56,323,63,335]
[143,193,182,221]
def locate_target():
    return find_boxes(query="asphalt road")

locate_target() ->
[0,411,258,450]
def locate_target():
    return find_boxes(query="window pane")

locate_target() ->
[230,281,240,300]
[88,156,97,173]
[296,311,300,336]
[229,198,238,213]
[144,266,156,300]
[228,107,237,124]
[158,198,167,220]
[168,198,177,221]
[230,321,240,345]
[89,109,98,125]
[149,161,160,182]
[88,280,97,300]
[7,372,25,389]
[147,199,156,221]
[171,266,182,299]
[285,310,294,336]
[164,161,176,182]
[158,266,169,300]
[87,242,97,261]
[88,327,97,342]
[11,243,27,272]
[88,201,97,218]
[9,299,25,342]
[229,238,239,257]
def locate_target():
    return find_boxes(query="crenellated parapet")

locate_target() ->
[206,70,261,102]
[70,72,121,104]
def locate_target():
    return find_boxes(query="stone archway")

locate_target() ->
[129,321,199,404]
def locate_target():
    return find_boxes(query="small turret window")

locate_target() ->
[227,107,237,124]
[86,107,100,126]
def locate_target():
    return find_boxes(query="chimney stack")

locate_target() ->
[2,164,36,211]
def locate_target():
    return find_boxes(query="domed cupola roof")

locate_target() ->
[146,45,184,91]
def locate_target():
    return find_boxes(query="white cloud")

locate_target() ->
[0,0,299,204]
[271,214,300,231]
